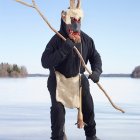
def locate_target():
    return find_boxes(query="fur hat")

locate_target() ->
[62,0,83,24]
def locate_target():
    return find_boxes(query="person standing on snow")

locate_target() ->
[41,0,102,140]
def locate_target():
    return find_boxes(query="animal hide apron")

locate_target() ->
[55,71,80,108]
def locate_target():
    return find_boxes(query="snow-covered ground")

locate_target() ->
[0,77,140,140]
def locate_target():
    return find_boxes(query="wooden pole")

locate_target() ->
[15,0,125,114]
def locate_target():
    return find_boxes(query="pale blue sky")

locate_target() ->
[0,0,140,74]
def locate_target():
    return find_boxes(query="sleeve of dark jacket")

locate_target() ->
[88,39,102,74]
[41,35,71,69]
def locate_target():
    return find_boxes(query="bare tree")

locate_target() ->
[20,66,28,77]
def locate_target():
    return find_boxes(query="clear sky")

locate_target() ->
[0,0,140,74]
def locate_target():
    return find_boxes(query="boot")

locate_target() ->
[86,136,100,140]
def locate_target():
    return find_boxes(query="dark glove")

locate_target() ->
[65,38,74,50]
[88,71,101,83]
[59,38,75,57]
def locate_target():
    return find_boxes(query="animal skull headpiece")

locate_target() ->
[63,0,83,24]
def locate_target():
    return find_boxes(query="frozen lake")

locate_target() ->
[0,77,140,140]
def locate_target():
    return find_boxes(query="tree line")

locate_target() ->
[0,63,28,77]
[131,65,140,78]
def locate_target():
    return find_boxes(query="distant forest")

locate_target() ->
[131,65,140,78]
[0,62,140,78]
[0,63,28,77]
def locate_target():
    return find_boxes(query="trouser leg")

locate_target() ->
[81,74,96,137]
[47,76,66,140]
[50,101,65,140]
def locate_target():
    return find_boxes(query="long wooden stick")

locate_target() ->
[15,0,125,113]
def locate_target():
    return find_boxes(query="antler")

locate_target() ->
[15,0,125,114]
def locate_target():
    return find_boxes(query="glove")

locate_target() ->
[88,71,101,83]
[59,38,74,57]
[65,38,74,50]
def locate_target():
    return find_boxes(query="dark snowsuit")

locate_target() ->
[41,19,102,140]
